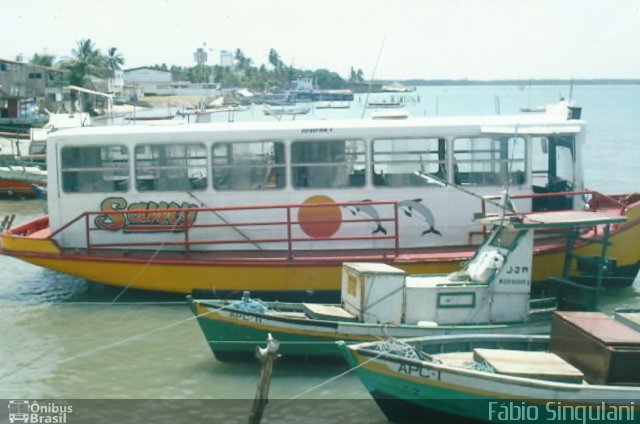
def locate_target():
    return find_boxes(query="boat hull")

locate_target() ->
[0,179,41,196]
[188,299,550,360]
[2,200,639,296]
[2,231,638,297]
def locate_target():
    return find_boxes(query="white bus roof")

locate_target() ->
[48,110,583,141]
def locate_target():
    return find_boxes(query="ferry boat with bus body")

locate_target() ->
[1,103,638,299]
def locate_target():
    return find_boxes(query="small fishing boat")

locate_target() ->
[339,310,640,423]
[315,101,351,109]
[263,105,311,116]
[366,101,404,109]
[0,162,47,197]
[382,82,416,93]
[188,210,626,360]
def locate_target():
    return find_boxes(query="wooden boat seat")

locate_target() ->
[473,348,584,384]
[303,303,357,322]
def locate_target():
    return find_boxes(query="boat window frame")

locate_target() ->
[211,140,286,191]
[452,135,527,187]
[290,138,366,189]
[59,144,130,194]
[371,137,447,187]
[134,142,208,192]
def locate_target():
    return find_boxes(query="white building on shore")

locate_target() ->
[124,67,220,98]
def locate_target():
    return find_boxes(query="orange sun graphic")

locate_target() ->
[298,195,342,238]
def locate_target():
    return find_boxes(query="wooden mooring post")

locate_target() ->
[248,333,280,424]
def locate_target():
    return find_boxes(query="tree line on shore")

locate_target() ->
[27,39,367,93]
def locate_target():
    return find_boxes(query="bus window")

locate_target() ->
[135,143,207,192]
[291,139,365,189]
[212,141,285,190]
[61,145,129,193]
[453,136,525,186]
[372,138,446,186]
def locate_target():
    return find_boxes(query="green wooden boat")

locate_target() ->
[339,311,640,423]
[188,210,626,361]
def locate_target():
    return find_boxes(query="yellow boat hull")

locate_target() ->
[2,204,639,296]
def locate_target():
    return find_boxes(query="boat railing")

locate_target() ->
[475,189,628,241]
[480,189,628,220]
[49,200,401,258]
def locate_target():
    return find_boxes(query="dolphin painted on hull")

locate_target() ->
[398,198,442,237]
[344,200,387,235]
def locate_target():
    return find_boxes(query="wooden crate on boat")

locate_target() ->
[549,311,640,384]
[341,263,405,323]
[473,348,584,384]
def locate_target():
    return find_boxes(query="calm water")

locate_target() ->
[1,85,639,422]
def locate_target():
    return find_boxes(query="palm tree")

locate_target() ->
[58,39,107,111]
[63,39,106,85]
[234,49,252,71]
[268,48,281,70]
[30,53,56,67]
[349,67,365,83]
[105,47,125,72]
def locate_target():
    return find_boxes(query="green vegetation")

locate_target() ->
[29,53,56,67]
[29,39,125,110]
[151,47,365,90]
[30,40,366,93]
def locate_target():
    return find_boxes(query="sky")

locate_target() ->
[4,0,640,80]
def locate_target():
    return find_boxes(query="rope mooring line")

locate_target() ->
[273,348,389,408]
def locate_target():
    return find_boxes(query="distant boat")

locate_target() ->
[366,101,404,108]
[0,162,47,197]
[382,82,415,93]
[263,105,310,116]
[0,112,92,164]
[315,101,351,109]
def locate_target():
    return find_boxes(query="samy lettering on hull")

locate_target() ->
[94,197,198,232]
